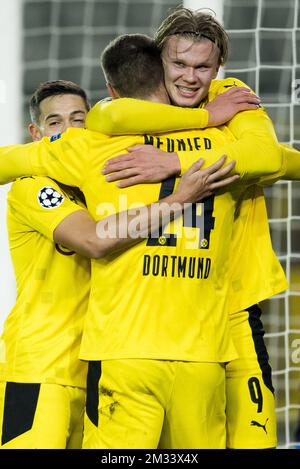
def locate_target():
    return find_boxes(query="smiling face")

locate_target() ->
[162,35,220,108]
[29,94,88,141]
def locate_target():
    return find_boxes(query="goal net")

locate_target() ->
[222,0,300,448]
[21,0,182,139]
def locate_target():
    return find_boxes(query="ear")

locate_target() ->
[106,82,120,99]
[213,65,220,79]
[28,123,42,141]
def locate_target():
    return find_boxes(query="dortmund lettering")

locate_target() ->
[142,254,211,279]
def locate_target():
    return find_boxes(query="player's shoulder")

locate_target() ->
[60,125,110,142]
[86,100,120,138]
[41,127,90,144]
[9,177,86,216]
[86,100,109,132]
[10,176,65,199]
[9,176,78,212]
[84,128,110,141]
[210,77,251,93]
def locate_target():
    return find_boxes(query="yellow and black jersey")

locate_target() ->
[85,78,283,183]
[83,79,289,313]
[229,185,287,312]
[84,77,255,135]
[86,97,209,135]
[0,176,90,387]
[0,124,285,362]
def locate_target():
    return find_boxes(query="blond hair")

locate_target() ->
[155,7,228,66]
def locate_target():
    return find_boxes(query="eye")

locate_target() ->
[174,61,185,68]
[72,119,85,127]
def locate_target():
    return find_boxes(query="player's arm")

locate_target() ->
[87,98,208,134]
[212,83,283,183]
[280,144,300,180]
[8,176,88,248]
[102,116,283,187]
[191,78,283,175]
[177,106,283,182]
[261,144,300,184]
[86,88,260,135]
[0,128,88,186]
[101,77,282,185]
[102,134,295,190]
[0,142,39,184]
[195,77,283,182]
[54,157,239,258]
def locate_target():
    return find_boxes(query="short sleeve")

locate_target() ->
[8,176,86,240]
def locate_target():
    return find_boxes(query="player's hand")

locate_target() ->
[101,144,180,187]
[175,155,240,203]
[205,87,261,127]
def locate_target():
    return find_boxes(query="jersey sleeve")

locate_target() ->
[0,128,89,186]
[8,176,86,240]
[86,98,209,135]
[208,77,252,98]
[84,76,253,135]
[280,143,300,180]
[177,109,284,183]
[176,78,284,183]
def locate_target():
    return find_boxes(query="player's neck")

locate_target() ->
[145,85,170,105]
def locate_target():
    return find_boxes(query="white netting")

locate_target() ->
[22,0,182,139]
[223,0,300,448]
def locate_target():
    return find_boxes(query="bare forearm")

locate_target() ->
[54,158,237,259]
[103,110,282,187]
[54,194,185,259]
[95,192,186,257]
[96,157,238,257]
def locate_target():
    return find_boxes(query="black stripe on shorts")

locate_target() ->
[86,361,102,427]
[247,304,274,394]
[2,382,40,445]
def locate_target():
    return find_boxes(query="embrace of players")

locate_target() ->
[0,7,299,449]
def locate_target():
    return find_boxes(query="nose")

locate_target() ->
[60,121,68,133]
[183,67,198,83]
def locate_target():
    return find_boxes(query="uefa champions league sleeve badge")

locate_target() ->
[38,186,65,209]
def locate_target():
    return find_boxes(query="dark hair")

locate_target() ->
[29,80,90,124]
[155,7,228,66]
[101,34,164,99]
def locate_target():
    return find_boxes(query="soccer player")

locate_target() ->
[0,80,91,448]
[0,34,286,449]
[86,8,291,449]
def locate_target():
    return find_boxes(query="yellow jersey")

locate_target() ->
[85,78,288,313]
[0,125,283,362]
[0,176,90,387]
